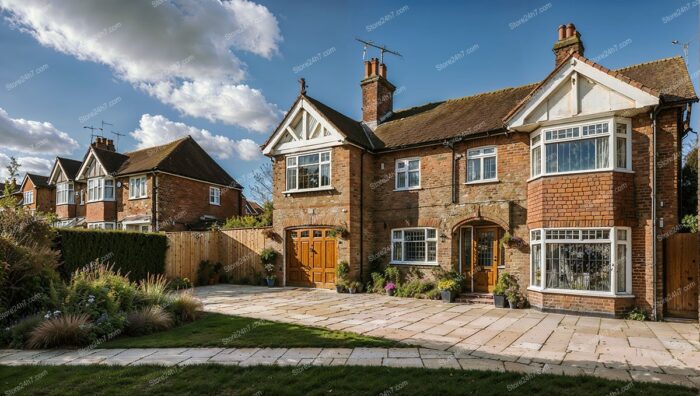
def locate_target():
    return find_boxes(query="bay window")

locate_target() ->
[391,228,438,264]
[467,147,497,183]
[56,182,75,205]
[531,118,632,178]
[87,178,114,202]
[395,158,420,190]
[286,151,331,191]
[129,176,147,199]
[529,227,631,295]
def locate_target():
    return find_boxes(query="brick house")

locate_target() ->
[49,136,243,231]
[261,24,698,319]
[18,174,54,214]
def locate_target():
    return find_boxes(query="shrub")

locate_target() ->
[424,288,442,300]
[336,260,350,286]
[395,279,435,298]
[221,202,273,229]
[260,248,278,265]
[65,263,139,319]
[167,293,202,323]
[384,266,400,284]
[5,314,43,348]
[196,260,230,286]
[168,277,193,291]
[432,268,465,292]
[56,228,167,281]
[27,313,91,349]
[125,306,173,336]
[682,214,698,233]
[370,272,385,293]
[626,307,647,321]
[137,273,171,307]
[437,279,458,292]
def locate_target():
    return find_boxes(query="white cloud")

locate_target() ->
[0,107,79,155]
[1,0,283,132]
[0,152,52,180]
[130,114,260,161]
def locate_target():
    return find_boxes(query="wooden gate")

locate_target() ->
[664,233,699,319]
[286,228,336,288]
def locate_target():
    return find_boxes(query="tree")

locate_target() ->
[248,162,272,204]
[0,157,21,209]
[681,146,698,218]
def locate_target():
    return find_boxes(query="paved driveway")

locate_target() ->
[194,285,700,387]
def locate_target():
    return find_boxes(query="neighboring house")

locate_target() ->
[18,174,54,214]
[0,180,23,207]
[50,136,243,231]
[242,197,264,216]
[48,157,87,228]
[261,23,698,319]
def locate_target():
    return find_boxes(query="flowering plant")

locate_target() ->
[384,282,396,291]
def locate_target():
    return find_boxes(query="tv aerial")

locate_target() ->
[355,38,402,63]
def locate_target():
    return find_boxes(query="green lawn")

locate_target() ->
[0,365,693,396]
[102,313,401,349]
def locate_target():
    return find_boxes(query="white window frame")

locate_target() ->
[209,186,221,205]
[390,228,438,265]
[129,175,148,200]
[56,182,75,205]
[284,150,332,192]
[123,222,151,232]
[530,117,632,179]
[466,146,498,184]
[528,227,632,297]
[395,157,421,191]
[87,222,116,230]
[87,177,114,202]
[23,191,34,205]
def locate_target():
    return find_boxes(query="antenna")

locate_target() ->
[83,125,104,143]
[110,130,125,151]
[672,40,691,63]
[355,38,402,63]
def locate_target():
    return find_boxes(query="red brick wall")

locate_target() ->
[156,173,241,231]
[85,201,117,223]
[528,290,635,317]
[116,174,153,224]
[20,179,54,214]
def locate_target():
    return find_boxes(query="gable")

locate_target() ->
[507,56,659,130]
[75,150,107,180]
[263,97,347,155]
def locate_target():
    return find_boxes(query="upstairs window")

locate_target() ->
[23,191,34,205]
[56,182,75,205]
[129,176,147,199]
[209,187,221,205]
[395,158,420,190]
[87,178,114,202]
[467,147,497,183]
[285,151,331,191]
[615,122,630,169]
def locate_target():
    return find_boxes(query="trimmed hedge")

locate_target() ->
[56,229,167,281]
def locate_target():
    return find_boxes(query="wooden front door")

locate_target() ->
[286,228,336,288]
[472,227,500,293]
[664,233,699,319]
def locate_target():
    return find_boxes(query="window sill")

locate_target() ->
[128,196,148,201]
[209,202,221,206]
[86,199,115,203]
[465,179,499,185]
[394,187,422,192]
[527,287,635,298]
[55,203,76,206]
[527,168,635,182]
[283,186,334,194]
[390,261,439,266]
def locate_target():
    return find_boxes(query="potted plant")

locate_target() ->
[335,260,350,292]
[437,279,457,303]
[505,279,524,309]
[384,282,396,296]
[264,263,276,287]
[493,273,509,308]
[348,281,361,294]
[328,225,349,239]
[500,232,525,248]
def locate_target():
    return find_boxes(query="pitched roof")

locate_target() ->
[25,173,50,188]
[119,137,240,188]
[56,157,83,180]
[288,55,697,151]
[92,147,129,174]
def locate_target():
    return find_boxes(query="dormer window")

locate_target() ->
[285,151,331,192]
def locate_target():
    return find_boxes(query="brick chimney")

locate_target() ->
[92,137,116,152]
[361,57,396,129]
[553,23,584,66]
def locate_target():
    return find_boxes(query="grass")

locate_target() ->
[102,313,401,349]
[0,365,693,396]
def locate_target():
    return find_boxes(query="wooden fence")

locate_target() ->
[164,228,271,282]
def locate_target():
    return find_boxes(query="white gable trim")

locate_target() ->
[507,57,659,129]
[18,174,30,191]
[263,97,346,156]
[48,160,64,185]
[75,148,108,181]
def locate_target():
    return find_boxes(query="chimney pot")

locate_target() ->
[566,23,575,38]
[370,58,379,76]
[364,60,371,78]
[379,63,387,78]
[557,25,566,40]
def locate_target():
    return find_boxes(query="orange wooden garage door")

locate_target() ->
[286,228,336,288]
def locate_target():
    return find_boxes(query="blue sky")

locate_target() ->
[0,0,697,194]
